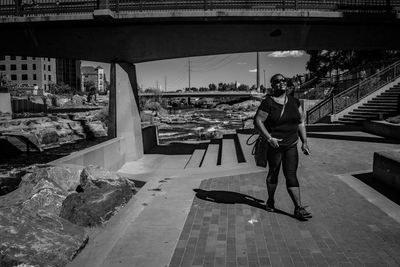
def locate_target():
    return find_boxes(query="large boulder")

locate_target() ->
[60,166,136,227]
[0,165,87,267]
[0,165,82,215]
[85,121,107,138]
[0,206,88,267]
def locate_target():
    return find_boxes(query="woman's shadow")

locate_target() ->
[193,189,297,219]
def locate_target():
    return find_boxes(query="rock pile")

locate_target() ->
[0,164,137,266]
[0,110,108,152]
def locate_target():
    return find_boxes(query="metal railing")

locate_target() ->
[306,60,400,124]
[0,0,398,17]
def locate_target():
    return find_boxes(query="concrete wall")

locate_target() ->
[373,150,400,191]
[363,120,400,140]
[51,63,144,170]
[50,137,126,171]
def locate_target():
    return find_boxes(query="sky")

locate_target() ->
[82,50,310,91]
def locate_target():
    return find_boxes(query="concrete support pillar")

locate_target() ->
[111,63,143,162]
[108,63,117,138]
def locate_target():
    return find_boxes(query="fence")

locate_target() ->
[0,0,398,16]
[306,60,400,124]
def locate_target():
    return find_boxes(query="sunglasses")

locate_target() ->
[272,78,287,84]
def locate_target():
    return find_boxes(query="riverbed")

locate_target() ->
[155,108,256,143]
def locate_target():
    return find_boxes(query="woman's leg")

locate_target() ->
[281,145,301,207]
[282,145,311,219]
[266,147,282,209]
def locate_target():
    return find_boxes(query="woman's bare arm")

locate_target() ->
[254,109,282,148]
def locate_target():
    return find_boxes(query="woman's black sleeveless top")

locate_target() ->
[258,95,302,147]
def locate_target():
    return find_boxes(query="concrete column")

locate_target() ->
[108,63,117,138]
[114,63,143,161]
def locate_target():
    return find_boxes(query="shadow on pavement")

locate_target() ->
[353,172,400,206]
[308,132,400,144]
[193,189,302,220]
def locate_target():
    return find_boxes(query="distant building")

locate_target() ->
[56,58,81,92]
[81,66,106,93]
[0,55,56,92]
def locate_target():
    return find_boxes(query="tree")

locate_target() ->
[208,83,217,91]
[48,82,73,95]
[84,80,96,93]
[237,84,250,91]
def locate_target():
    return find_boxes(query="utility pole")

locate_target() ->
[188,57,191,90]
[164,76,167,92]
[263,69,266,88]
[256,52,260,92]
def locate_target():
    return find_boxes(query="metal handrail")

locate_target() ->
[306,59,400,124]
[0,0,399,17]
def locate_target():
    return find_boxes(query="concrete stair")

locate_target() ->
[337,84,399,125]
[184,133,255,170]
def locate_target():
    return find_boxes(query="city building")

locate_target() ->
[81,66,106,93]
[56,58,81,92]
[0,55,56,93]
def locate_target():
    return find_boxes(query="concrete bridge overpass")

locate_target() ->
[1,1,400,168]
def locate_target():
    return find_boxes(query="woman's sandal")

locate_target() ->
[294,206,312,220]
[265,199,275,212]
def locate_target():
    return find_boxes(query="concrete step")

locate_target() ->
[358,105,396,111]
[343,114,379,119]
[221,139,238,167]
[237,133,257,166]
[363,102,397,106]
[337,118,363,125]
[349,111,388,116]
[369,99,398,103]
[201,144,220,168]
[185,149,206,168]
[380,92,400,96]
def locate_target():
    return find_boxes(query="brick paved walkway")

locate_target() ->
[169,171,400,267]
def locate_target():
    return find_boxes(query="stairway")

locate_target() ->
[184,133,256,170]
[337,84,400,125]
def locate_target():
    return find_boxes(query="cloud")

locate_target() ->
[268,51,304,58]
[249,69,257,73]
[237,62,247,65]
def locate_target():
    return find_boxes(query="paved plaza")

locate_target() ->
[70,130,400,267]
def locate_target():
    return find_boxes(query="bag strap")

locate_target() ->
[246,134,258,145]
[279,94,287,121]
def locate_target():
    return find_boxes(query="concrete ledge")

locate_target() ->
[373,150,400,191]
[50,137,125,171]
[364,120,400,140]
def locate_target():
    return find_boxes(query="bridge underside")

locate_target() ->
[1,12,400,63]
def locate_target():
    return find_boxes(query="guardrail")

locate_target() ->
[306,60,400,124]
[0,0,398,17]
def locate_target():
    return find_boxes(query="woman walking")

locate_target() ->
[254,73,311,220]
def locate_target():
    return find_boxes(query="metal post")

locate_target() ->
[331,96,335,114]
[357,84,360,100]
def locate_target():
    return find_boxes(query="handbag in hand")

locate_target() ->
[247,135,268,168]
